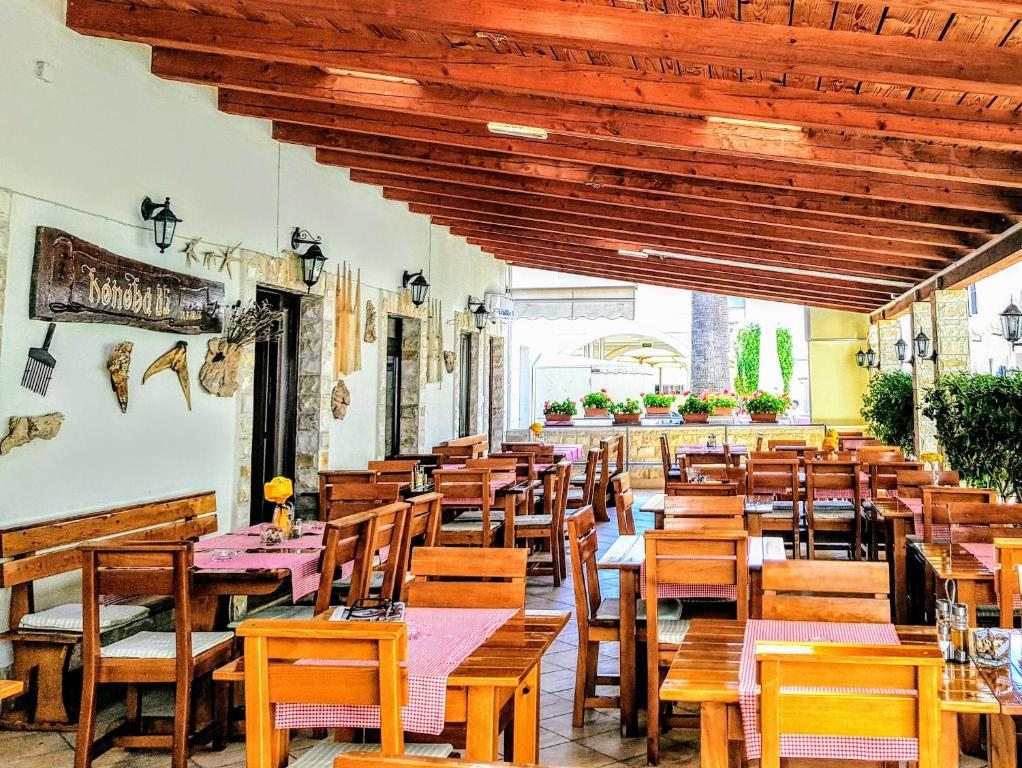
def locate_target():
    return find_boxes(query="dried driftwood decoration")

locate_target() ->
[331,379,351,420]
[106,341,133,413]
[443,350,457,374]
[364,300,377,343]
[143,341,191,410]
[334,264,362,376]
[0,413,64,456]
[199,301,283,397]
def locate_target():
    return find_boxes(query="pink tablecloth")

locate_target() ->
[962,542,996,571]
[194,524,326,602]
[897,494,948,539]
[678,444,748,456]
[638,539,771,601]
[440,477,516,507]
[274,607,519,734]
[552,444,584,463]
[739,620,912,760]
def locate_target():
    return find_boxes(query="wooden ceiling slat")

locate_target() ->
[66,2,1022,149]
[269,120,1020,212]
[856,7,952,99]
[206,0,1022,95]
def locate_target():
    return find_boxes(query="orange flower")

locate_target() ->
[264,476,294,505]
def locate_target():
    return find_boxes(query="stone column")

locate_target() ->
[932,289,971,376]
[910,301,939,456]
[878,317,902,372]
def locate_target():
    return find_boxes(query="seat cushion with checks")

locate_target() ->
[19,603,149,633]
[101,630,234,659]
[290,739,454,768]
[595,598,683,623]
[441,520,502,533]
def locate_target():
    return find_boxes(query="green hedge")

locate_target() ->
[734,324,760,396]
[776,327,793,394]
[860,371,915,455]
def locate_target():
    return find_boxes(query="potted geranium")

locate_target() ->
[743,391,791,423]
[677,392,713,423]
[642,392,675,416]
[608,397,642,425]
[581,389,612,417]
[543,398,577,425]
[709,390,739,416]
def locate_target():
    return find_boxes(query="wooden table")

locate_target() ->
[915,541,995,627]
[971,650,1022,768]
[0,679,24,701]
[677,444,747,463]
[214,610,567,763]
[643,493,746,530]
[661,619,1000,768]
[596,534,785,736]
[870,496,916,623]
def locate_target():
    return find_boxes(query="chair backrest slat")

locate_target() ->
[612,472,636,535]
[406,547,525,609]
[566,506,603,624]
[762,560,890,622]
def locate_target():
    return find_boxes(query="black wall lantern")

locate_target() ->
[140,196,181,253]
[999,298,1022,347]
[290,228,327,291]
[865,346,878,368]
[402,271,430,307]
[468,296,489,331]
[856,348,866,368]
[895,336,909,363]
[914,330,937,362]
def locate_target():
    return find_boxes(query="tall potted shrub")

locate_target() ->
[922,371,1022,500]
[859,371,915,454]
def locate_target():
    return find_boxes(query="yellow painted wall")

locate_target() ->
[808,308,870,425]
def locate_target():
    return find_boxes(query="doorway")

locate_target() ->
[249,286,301,524]
[384,315,423,457]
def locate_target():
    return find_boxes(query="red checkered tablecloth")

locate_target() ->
[897,495,948,539]
[274,607,519,734]
[639,555,738,600]
[739,620,914,761]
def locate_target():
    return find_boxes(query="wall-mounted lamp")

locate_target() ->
[290,228,327,291]
[855,346,878,369]
[999,298,1022,347]
[895,335,909,363]
[402,270,430,307]
[467,296,489,331]
[140,196,182,253]
[913,330,937,362]
[856,348,866,368]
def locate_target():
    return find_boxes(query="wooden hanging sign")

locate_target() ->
[30,227,225,334]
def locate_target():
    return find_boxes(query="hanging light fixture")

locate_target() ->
[865,346,878,368]
[290,227,327,291]
[914,330,936,361]
[140,196,182,253]
[467,296,489,331]
[895,336,909,363]
[855,348,866,368]
[402,271,430,307]
[999,297,1022,346]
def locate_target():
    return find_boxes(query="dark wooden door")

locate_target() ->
[250,287,301,524]
[384,316,404,458]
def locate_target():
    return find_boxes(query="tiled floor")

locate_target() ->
[0,493,988,768]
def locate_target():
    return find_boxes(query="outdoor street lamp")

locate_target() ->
[467,296,489,331]
[140,196,181,253]
[290,228,327,291]
[402,270,430,307]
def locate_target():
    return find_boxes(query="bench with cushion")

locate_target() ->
[0,491,217,729]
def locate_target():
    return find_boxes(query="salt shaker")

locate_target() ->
[950,602,970,664]
[935,598,953,661]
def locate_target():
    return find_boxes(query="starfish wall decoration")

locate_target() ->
[217,242,242,277]
[181,237,202,266]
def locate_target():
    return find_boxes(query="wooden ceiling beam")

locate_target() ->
[457,236,900,300]
[485,250,876,313]
[379,186,964,260]
[268,120,1018,212]
[215,79,1022,189]
[439,218,921,285]
[65,3,1022,149]
[351,170,982,249]
[195,0,1022,96]
[406,202,942,276]
[877,1,1022,16]
[311,143,1011,232]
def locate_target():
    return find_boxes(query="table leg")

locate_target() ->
[745,512,762,537]
[989,714,1017,768]
[465,685,499,761]
[939,710,960,768]
[191,595,221,632]
[619,569,639,737]
[888,517,909,624]
[512,664,540,764]
[700,701,729,768]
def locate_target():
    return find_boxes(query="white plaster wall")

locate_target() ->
[0,0,504,661]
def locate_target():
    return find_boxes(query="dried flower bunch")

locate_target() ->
[224,300,285,348]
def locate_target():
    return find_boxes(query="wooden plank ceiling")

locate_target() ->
[66,0,1022,313]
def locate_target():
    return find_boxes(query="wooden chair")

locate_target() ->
[487,451,537,482]
[431,444,475,463]
[645,528,748,763]
[680,445,733,473]
[944,501,1022,543]
[696,465,748,494]
[235,620,453,768]
[659,432,682,489]
[838,436,881,452]
[895,469,960,498]
[501,442,555,463]
[0,492,218,729]
[565,506,683,727]
[804,459,862,560]
[664,481,739,498]
[322,482,403,522]
[433,469,504,547]
[368,459,418,485]
[565,448,600,512]
[921,487,999,542]
[391,492,443,603]
[757,644,942,768]
[406,547,526,609]
[313,510,379,615]
[995,538,1022,628]
[335,754,572,768]
[867,460,924,558]
[516,460,571,584]
[749,450,798,460]
[465,457,519,475]
[76,543,235,768]
[747,457,801,558]
[611,471,638,535]
[761,560,891,622]
[593,439,613,522]
[767,438,804,451]
[320,470,377,514]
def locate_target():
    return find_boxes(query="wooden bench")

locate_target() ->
[432,433,488,460]
[0,492,218,730]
